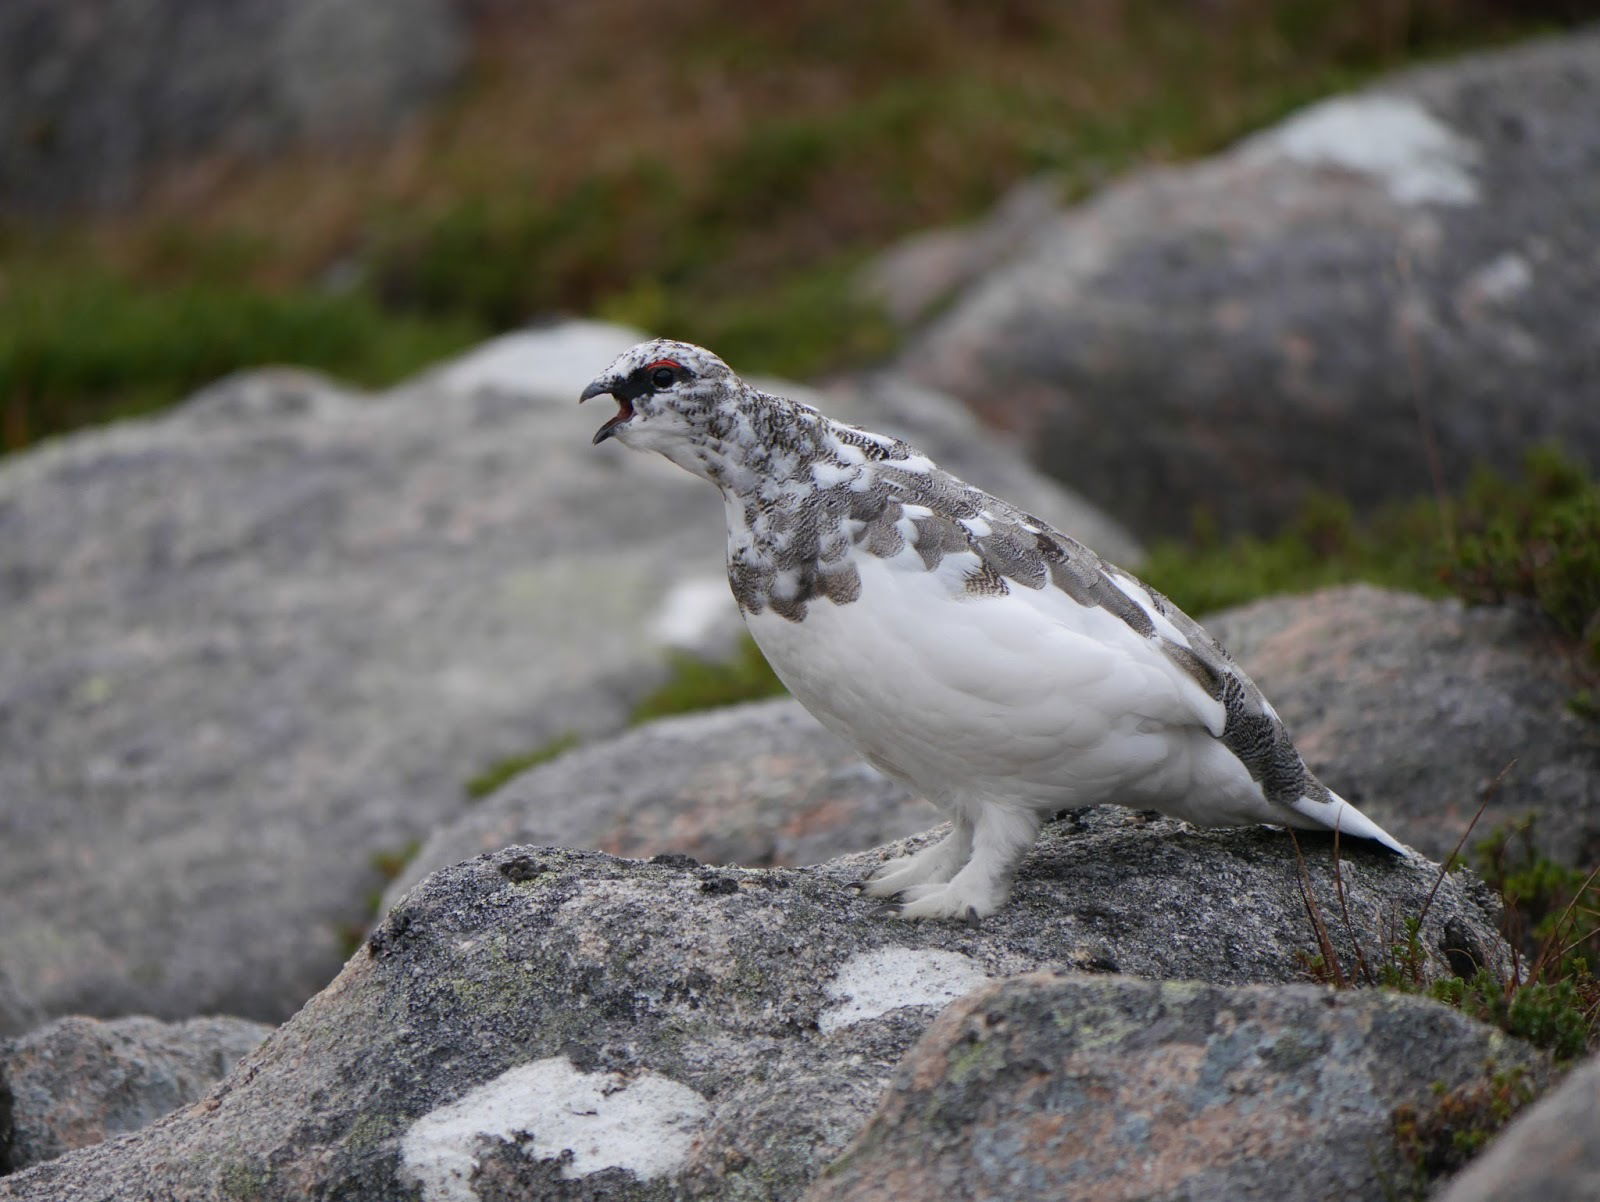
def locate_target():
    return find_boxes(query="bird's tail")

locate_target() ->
[1287,789,1409,856]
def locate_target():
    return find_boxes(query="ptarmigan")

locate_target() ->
[581,339,1407,921]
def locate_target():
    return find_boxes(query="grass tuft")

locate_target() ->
[464,732,582,801]
[630,636,787,725]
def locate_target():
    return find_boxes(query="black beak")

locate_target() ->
[580,376,632,445]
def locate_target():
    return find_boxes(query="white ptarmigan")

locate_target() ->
[581,339,1408,921]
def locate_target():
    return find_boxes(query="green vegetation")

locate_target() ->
[1300,831,1593,1201]
[3,0,1562,452]
[457,641,788,815]
[1387,1065,1537,1200]
[630,636,787,725]
[1447,446,1600,660]
[369,840,423,884]
[464,733,582,800]
[1143,446,1600,701]
[1298,810,1599,1070]
[1428,970,1593,1063]
[336,838,425,958]
[0,257,482,449]
[1140,493,1448,616]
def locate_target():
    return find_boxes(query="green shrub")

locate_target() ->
[1140,492,1448,617]
[1143,448,1600,692]
[1447,447,1600,651]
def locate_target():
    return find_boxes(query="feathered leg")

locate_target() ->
[864,811,974,898]
[896,803,1043,921]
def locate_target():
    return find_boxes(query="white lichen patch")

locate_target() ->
[399,1056,710,1202]
[1246,94,1481,206]
[818,947,992,1035]
[648,575,739,653]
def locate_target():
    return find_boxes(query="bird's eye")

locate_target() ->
[651,366,676,389]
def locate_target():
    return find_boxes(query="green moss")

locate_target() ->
[1387,1064,1536,1200]
[342,1112,401,1152]
[0,260,481,452]
[217,1157,272,1200]
[464,733,582,801]
[630,636,787,725]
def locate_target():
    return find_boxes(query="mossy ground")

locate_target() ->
[2,0,1566,451]
[1144,445,1600,698]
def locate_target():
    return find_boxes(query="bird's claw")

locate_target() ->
[869,903,903,920]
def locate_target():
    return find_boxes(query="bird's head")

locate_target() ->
[579,338,739,466]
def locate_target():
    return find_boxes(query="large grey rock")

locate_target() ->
[0,0,465,213]
[1210,586,1600,866]
[383,698,935,908]
[903,31,1600,538]
[0,1014,270,1173]
[0,821,1513,1200]
[806,973,1550,1202]
[1439,1053,1600,1202]
[0,320,1127,1035]
[860,179,1063,327]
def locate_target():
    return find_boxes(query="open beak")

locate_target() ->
[579,377,633,445]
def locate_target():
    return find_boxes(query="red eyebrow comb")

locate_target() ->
[645,358,683,372]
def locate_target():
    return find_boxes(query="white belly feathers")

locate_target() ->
[743,542,1237,814]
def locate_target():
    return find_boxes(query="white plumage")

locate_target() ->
[581,339,1407,920]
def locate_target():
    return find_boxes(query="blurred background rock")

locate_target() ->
[2,0,1591,452]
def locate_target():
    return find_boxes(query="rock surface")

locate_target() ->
[383,698,935,908]
[860,179,1063,327]
[0,1015,270,1173]
[1439,1052,1600,1202]
[807,973,1549,1202]
[394,582,1600,912]
[0,320,1129,1035]
[0,0,465,213]
[1211,586,1600,865]
[0,823,1511,1200]
[903,31,1600,538]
